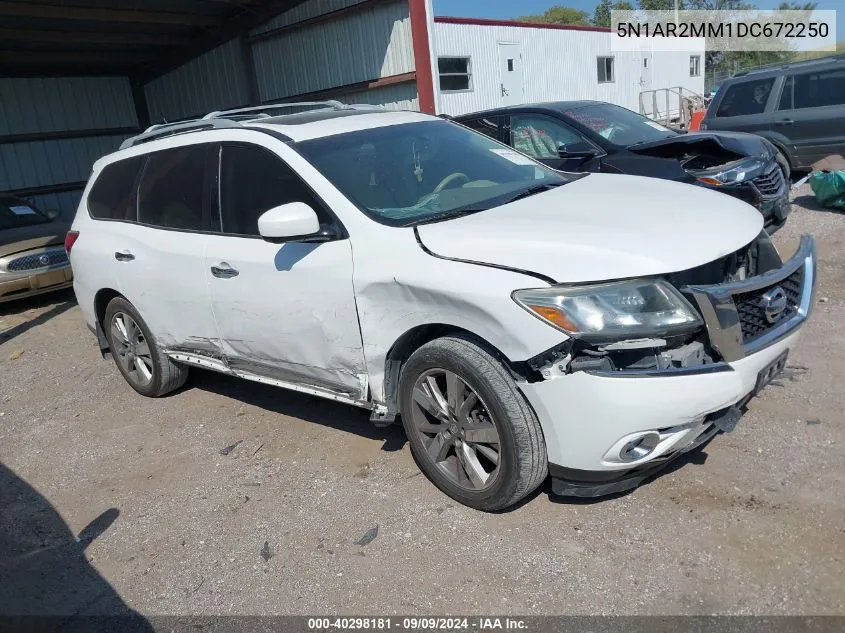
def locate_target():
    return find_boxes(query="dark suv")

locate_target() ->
[701,55,845,171]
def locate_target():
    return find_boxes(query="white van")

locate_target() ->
[67,102,816,510]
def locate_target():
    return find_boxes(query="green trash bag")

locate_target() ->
[809,170,845,209]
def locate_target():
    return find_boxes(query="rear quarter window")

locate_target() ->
[88,157,143,221]
[715,77,775,117]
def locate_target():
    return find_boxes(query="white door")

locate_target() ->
[498,43,523,106]
[640,51,653,92]
[112,144,221,356]
[203,141,367,399]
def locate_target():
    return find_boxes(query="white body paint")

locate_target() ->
[70,110,812,475]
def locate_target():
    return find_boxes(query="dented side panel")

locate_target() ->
[203,234,368,399]
[351,227,570,404]
[110,222,222,354]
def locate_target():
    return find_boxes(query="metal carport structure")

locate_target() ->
[0,0,435,219]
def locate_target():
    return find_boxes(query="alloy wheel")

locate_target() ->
[410,368,501,491]
[110,312,154,387]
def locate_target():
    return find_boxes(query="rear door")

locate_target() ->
[110,144,221,356]
[773,66,845,169]
[459,116,504,143]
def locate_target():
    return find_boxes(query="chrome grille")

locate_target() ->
[683,234,815,362]
[752,164,785,197]
[733,268,802,343]
[6,249,69,272]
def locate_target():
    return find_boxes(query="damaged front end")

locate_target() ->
[522,230,811,378]
[630,133,791,232]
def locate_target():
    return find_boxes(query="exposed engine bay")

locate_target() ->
[526,231,784,377]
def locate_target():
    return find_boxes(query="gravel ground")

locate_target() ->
[1,183,843,617]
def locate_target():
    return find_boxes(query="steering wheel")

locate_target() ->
[433,172,470,193]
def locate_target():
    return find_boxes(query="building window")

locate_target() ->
[643,57,648,69]
[690,55,701,77]
[597,56,614,83]
[438,57,472,92]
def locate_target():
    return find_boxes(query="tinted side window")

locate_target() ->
[715,77,775,117]
[510,114,584,159]
[792,68,845,109]
[220,144,320,236]
[461,117,500,140]
[138,147,207,231]
[88,157,143,221]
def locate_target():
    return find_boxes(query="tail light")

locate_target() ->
[65,230,79,254]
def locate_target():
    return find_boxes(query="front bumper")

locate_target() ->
[520,235,815,497]
[0,266,73,303]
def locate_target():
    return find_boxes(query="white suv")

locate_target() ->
[68,102,816,510]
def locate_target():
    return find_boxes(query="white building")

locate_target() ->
[430,16,705,117]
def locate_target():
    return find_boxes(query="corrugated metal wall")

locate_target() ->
[144,39,250,123]
[333,82,419,110]
[252,0,414,103]
[142,0,417,120]
[433,22,701,116]
[0,77,138,220]
[251,0,368,36]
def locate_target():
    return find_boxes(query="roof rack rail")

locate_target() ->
[203,101,346,120]
[120,118,243,150]
[734,52,845,77]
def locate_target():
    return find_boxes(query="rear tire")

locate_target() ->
[398,334,547,511]
[103,296,188,397]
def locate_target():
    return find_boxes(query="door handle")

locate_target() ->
[114,251,134,262]
[210,263,239,279]
[775,118,794,126]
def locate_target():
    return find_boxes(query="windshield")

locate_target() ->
[295,120,570,226]
[0,198,50,230]
[562,103,677,147]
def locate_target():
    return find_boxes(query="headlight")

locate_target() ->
[513,279,703,339]
[688,157,765,187]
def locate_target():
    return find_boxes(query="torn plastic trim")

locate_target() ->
[413,226,557,285]
[167,351,374,410]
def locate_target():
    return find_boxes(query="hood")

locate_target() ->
[628,131,774,161]
[416,173,763,284]
[0,222,69,259]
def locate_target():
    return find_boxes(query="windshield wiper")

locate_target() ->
[499,182,563,204]
[404,208,486,227]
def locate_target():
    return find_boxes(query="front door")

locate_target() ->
[508,113,602,171]
[498,43,523,106]
[204,140,367,400]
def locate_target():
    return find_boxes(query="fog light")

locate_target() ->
[619,432,660,462]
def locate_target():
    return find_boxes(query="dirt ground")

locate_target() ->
[1,183,843,617]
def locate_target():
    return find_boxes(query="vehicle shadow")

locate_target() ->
[792,193,844,216]
[0,462,152,632]
[518,440,714,511]
[0,289,77,346]
[189,368,407,453]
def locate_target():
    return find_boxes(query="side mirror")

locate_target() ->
[258,202,330,243]
[46,209,61,220]
[557,144,597,159]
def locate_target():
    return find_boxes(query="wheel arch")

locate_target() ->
[92,288,124,356]
[381,323,532,419]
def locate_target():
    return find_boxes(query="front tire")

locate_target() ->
[398,335,547,511]
[103,296,188,397]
